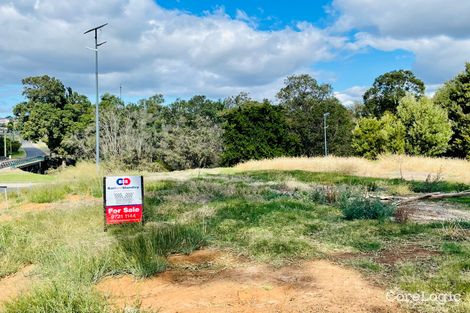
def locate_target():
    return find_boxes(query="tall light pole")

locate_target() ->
[2,128,6,158]
[84,23,107,170]
[323,112,330,157]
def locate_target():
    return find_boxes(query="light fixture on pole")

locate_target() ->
[84,23,108,170]
[323,112,330,157]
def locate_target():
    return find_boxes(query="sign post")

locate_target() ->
[103,176,144,231]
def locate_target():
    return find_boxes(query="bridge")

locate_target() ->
[0,141,48,173]
[0,156,46,171]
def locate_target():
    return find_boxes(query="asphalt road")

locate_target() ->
[21,141,47,158]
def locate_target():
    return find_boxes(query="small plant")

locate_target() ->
[339,196,395,220]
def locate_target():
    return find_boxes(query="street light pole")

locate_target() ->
[3,129,6,158]
[85,23,108,170]
[323,112,330,157]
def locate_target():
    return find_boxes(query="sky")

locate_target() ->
[1,0,469,116]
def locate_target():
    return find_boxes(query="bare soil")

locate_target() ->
[0,265,35,304]
[407,201,470,223]
[97,249,402,313]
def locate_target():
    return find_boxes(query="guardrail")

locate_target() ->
[0,156,45,170]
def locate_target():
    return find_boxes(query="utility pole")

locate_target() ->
[323,112,330,157]
[119,84,122,101]
[85,23,108,170]
[3,129,6,158]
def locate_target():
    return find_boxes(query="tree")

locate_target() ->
[222,100,297,166]
[164,95,225,125]
[397,95,452,156]
[159,115,223,170]
[13,76,93,158]
[434,63,470,159]
[72,95,162,169]
[276,74,354,156]
[352,113,405,159]
[0,136,21,156]
[363,70,425,117]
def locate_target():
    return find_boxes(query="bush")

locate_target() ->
[340,196,395,220]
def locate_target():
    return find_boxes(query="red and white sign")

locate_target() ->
[104,176,143,225]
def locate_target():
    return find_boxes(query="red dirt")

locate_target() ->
[0,265,35,304]
[97,250,402,313]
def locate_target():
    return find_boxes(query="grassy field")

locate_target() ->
[236,155,470,184]
[0,161,469,312]
[0,170,55,184]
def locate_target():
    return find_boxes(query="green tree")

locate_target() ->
[351,113,405,159]
[277,74,354,156]
[164,95,225,124]
[222,100,297,166]
[363,70,425,117]
[434,63,470,159]
[159,115,223,170]
[397,95,452,156]
[13,76,93,158]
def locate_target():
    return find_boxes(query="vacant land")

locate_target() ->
[0,161,469,313]
[236,155,470,184]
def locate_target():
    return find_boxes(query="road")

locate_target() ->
[21,141,47,158]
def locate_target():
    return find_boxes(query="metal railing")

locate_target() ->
[0,156,45,170]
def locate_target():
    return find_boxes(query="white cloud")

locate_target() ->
[334,86,367,107]
[0,0,344,103]
[332,0,470,38]
[352,33,470,84]
[331,0,470,84]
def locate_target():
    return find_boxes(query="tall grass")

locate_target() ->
[235,155,470,184]
[113,222,206,277]
[2,283,110,313]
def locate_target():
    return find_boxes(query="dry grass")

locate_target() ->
[235,155,470,184]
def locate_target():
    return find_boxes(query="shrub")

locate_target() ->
[340,196,395,220]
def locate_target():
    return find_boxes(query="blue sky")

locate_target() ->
[156,0,333,30]
[0,0,469,116]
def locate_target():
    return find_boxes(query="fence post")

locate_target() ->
[0,186,7,210]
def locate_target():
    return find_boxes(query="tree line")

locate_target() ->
[12,63,470,170]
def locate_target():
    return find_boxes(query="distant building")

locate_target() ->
[0,118,11,126]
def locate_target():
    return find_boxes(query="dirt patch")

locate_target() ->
[374,246,440,266]
[19,202,54,212]
[97,250,402,313]
[0,265,36,305]
[407,201,470,223]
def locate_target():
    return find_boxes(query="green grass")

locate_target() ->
[10,149,26,159]
[0,171,55,184]
[1,168,469,312]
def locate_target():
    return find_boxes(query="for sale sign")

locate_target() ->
[103,176,144,227]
